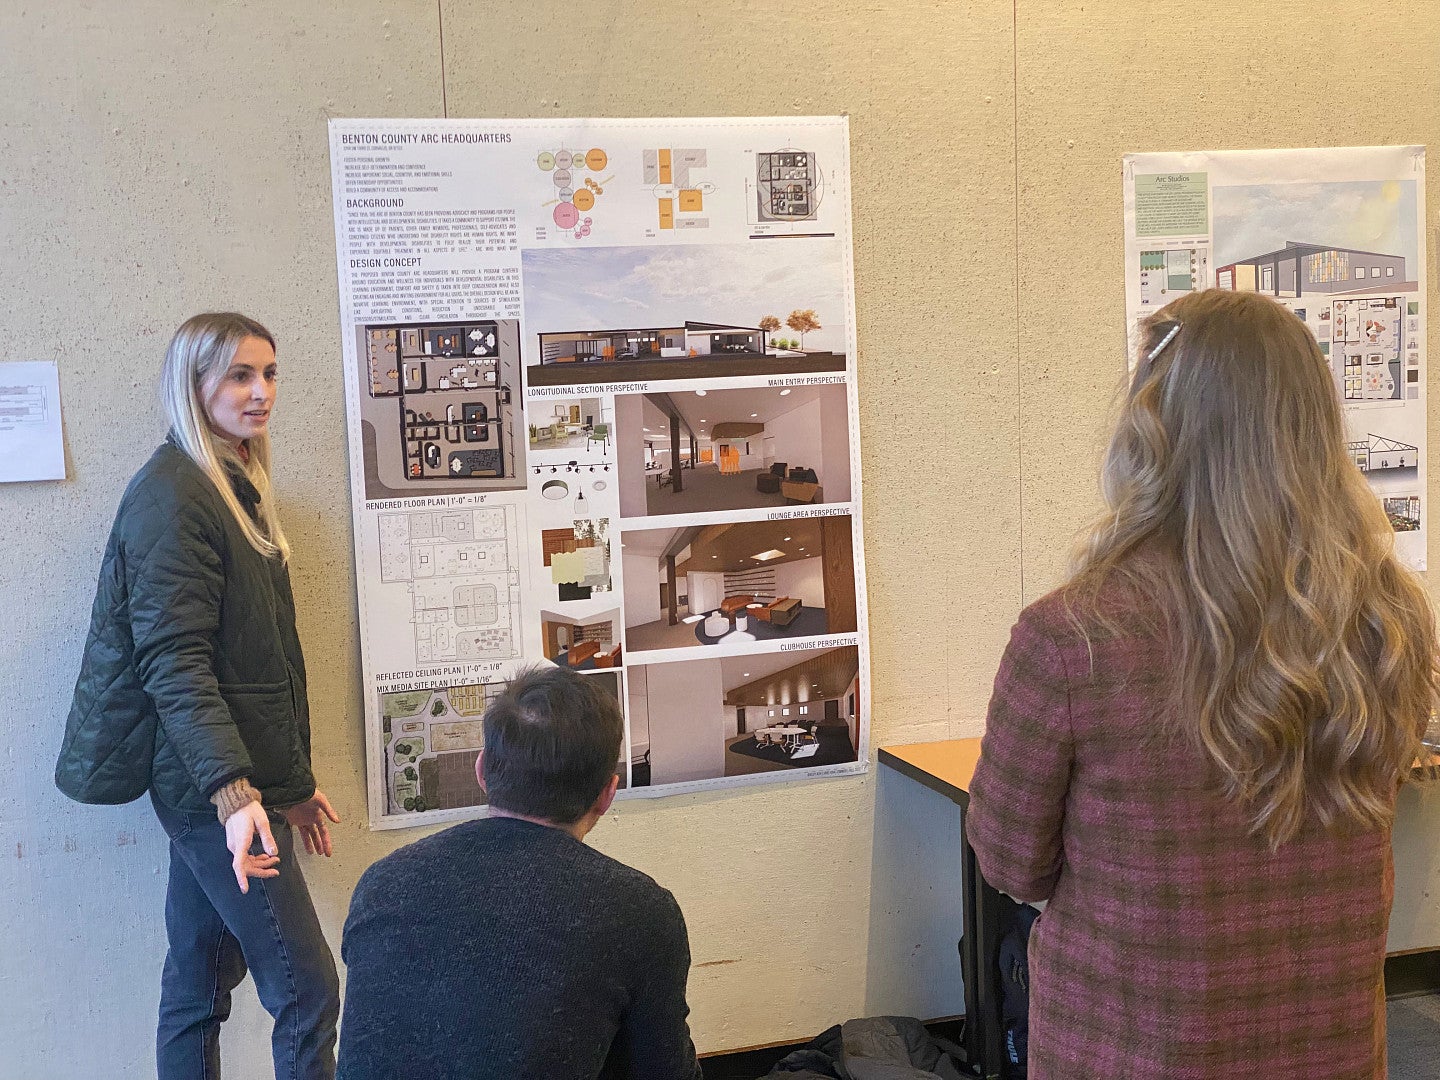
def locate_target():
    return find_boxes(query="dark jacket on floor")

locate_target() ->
[768,1015,966,1079]
[57,437,315,813]
[338,816,702,1080]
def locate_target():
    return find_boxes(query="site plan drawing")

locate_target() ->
[1123,145,1428,569]
[382,681,498,815]
[331,116,867,828]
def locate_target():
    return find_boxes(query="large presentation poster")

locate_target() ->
[328,117,869,828]
[1123,145,1428,570]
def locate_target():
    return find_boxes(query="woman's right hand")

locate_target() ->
[224,800,280,893]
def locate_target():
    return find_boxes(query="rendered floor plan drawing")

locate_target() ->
[378,506,522,666]
[357,319,525,499]
[642,147,712,231]
[756,150,819,221]
[1331,297,1408,401]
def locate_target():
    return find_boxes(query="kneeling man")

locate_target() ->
[337,666,701,1080]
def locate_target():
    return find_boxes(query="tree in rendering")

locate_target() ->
[786,309,821,348]
[758,314,781,345]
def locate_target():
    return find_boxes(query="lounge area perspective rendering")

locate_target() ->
[626,646,860,786]
[540,608,623,670]
[621,517,857,652]
[614,385,851,518]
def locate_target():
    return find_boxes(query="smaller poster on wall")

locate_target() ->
[1122,145,1428,569]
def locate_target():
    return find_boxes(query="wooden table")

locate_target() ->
[878,738,1005,1078]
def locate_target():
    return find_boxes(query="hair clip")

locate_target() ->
[1146,320,1182,363]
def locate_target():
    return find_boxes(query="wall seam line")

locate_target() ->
[1013,0,1025,607]
[437,1,449,117]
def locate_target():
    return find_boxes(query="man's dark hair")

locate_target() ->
[481,666,624,824]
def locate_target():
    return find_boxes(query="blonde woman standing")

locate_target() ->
[969,290,1435,1079]
[59,314,341,1079]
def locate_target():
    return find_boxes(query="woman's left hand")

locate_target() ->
[283,790,341,857]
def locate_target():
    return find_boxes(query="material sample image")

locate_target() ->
[539,517,612,602]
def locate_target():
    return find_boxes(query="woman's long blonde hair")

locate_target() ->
[1069,289,1435,847]
[160,313,290,562]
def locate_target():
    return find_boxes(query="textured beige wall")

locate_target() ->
[0,2,1437,1076]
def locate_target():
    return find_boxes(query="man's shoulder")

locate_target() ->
[359,817,503,876]
[357,819,669,893]
[572,840,681,915]
[349,817,685,944]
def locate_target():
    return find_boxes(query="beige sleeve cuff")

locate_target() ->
[211,778,262,822]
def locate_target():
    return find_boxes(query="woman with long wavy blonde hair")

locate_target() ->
[969,289,1436,1079]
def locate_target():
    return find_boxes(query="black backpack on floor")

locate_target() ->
[997,900,1042,1077]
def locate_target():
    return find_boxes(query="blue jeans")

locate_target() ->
[152,793,339,1080]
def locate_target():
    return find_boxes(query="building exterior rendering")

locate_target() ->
[1216,241,1405,297]
[538,321,767,366]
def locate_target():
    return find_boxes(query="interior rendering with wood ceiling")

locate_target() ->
[627,645,861,786]
[620,516,857,652]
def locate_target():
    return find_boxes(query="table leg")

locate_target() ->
[959,835,985,1073]
[960,810,1008,1078]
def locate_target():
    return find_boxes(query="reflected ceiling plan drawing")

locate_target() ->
[377,506,522,666]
